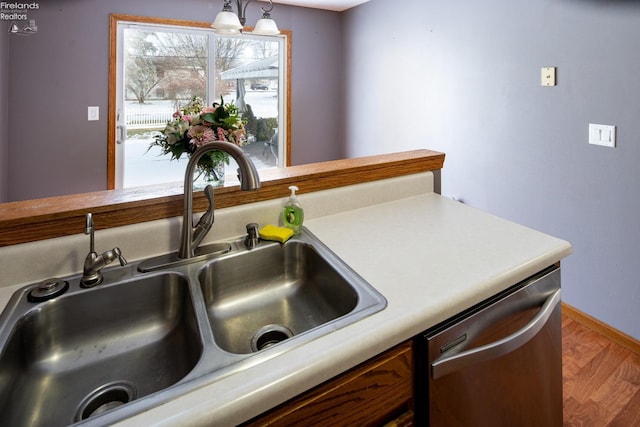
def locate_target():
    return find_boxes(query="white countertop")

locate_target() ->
[113,192,572,426]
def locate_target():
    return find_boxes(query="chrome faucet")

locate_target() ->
[178,142,261,259]
[81,213,127,287]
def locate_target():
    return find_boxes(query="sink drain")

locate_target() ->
[251,324,294,352]
[75,381,137,422]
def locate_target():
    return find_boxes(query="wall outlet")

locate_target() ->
[589,123,616,148]
[88,106,99,121]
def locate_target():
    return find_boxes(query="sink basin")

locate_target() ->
[0,227,385,425]
[0,272,202,427]
[199,240,360,354]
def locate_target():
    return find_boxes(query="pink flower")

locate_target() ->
[172,111,181,118]
[216,127,227,142]
[188,125,216,147]
[183,114,192,123]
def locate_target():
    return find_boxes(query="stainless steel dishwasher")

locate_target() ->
[415,266,562,426]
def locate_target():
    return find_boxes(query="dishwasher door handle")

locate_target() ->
[431,289,561,380]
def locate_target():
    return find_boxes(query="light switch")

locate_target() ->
[88,106,99,121]
[541,67,556,86]
[589,123,616,148]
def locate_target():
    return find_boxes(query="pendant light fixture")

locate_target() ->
[211,0,280,36]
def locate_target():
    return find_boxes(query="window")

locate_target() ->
[108,15,290,189]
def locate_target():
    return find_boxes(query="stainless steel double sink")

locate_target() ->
[0,228,386,426]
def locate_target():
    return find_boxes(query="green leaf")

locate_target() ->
[201,112,216,123]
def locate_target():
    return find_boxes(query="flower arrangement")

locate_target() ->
[150,96,247,183]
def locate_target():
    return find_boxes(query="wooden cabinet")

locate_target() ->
[241,341,414,426]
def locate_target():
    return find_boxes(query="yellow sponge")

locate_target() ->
[259,224,294,243]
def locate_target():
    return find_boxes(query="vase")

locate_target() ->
[193,161,225,189]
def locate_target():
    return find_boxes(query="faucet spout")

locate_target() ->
[178,141,261,259]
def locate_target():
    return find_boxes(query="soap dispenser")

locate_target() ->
[282,185,304,235]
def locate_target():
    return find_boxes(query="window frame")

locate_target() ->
[107,13,292,190]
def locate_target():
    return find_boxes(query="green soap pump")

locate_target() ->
[282,185,304,235]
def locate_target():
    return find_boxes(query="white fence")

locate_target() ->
[126,104,174,129]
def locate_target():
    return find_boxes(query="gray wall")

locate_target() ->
[344,0,640,339]
[0,30,7,202]
[6,0,343,201]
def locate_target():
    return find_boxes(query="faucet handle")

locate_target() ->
[113,247,128,266]
[192,185,215,251]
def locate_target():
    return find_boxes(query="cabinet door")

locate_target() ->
[242,341,414,426]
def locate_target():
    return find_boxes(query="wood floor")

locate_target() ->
[562,315,640,426]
